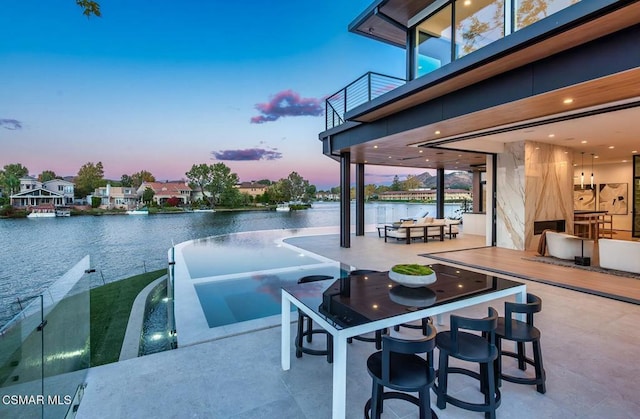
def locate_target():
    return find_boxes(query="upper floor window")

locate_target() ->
[413,0,580,79]
[416,4,452,78]
[455,0,505,59]
[514,0,580,31]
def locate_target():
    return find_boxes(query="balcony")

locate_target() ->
[325,72,405,130]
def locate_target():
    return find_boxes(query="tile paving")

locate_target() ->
[77,229,640,418]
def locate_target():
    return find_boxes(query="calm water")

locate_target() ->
[0,202,461,326]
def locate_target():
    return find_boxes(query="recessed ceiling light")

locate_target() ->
[548,134,555,138]
[388,156,392,158]
[464,0,471,5]
[419,150,423,153]
[535,147,540,150]
[633,150,638,153]
[425,159,430,162]
[563,98,574,104]
[608,146,615,149]
[373,145,378,149]
[364,160,368,163]
[581,140,587,144]
[594,155,599,159]
[435,130,441,135]
[622,160,628,163]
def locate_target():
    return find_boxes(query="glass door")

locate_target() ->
[633,155,640,238]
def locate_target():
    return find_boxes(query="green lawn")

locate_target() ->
[90,269,166,366]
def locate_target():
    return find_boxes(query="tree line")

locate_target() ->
[0,162,316,209]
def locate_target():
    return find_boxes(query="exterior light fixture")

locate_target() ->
[580,152,585,189]
[590,153,594,188]
[563,98,574,104]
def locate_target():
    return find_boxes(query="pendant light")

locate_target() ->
[580,152,584,189]
[590,153,594,188]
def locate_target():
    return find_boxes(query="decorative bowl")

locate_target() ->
[388,264,437,288]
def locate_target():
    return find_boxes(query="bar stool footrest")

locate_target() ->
[364,392,438,419]
[500,350,545,387]
[435,367,501,413]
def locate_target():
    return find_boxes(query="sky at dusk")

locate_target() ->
[0,0,427,190]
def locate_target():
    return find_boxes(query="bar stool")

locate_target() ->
[364,329,438,419]
[494,293,546,394]
[295,275,333,363]
[435,307,500,419]
[346,270,386,349]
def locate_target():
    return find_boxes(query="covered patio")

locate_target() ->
[77,228,640,418]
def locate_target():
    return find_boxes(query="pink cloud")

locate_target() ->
[250,89,323,124]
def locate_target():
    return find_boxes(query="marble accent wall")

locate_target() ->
[525,141,574,249]
[496,141,573,250]
[496,142,525,249]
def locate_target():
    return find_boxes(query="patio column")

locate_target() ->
[340,152,351,248]
[355,163,365,236]
[436,168,445,218]
[472,169,482,213]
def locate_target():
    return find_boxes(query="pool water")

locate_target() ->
[194,265,345,328]
[172,227,348,344]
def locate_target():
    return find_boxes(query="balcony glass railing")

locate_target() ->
[0,257,91,419]
[325,72,405,130]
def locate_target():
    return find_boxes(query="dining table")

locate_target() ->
[280,263,527,419]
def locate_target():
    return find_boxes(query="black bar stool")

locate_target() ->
[295,274,333,363]
[495,293,546,394]
[364,328,438,419]
[435,307,501,419]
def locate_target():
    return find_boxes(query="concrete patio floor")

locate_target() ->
[77,230,640,418]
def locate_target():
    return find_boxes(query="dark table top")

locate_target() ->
[282,264,524,329]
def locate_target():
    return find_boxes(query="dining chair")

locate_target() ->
[494,293,546,393]
[295,274,334,363]
[435,307,500,419]
[364,330,437,419]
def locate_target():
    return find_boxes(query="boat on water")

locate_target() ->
[192,208,215,213]
[126,207,149,215]
[27,205,56,218]
[55,207,71,217]
[275,203,290,212]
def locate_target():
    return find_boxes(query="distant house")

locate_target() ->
[379,189,471,201]
[236,182,268,197]
[138,181,192,205]
[10,176,75,208]
[93,184,139,209]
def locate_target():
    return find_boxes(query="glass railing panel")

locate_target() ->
[0,297,44,419]
[41,256,90,418]
[0,256,90,419]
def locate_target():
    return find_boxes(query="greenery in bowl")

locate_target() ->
[391,264,434,276]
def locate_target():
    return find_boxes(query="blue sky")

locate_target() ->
[0,0,425,190]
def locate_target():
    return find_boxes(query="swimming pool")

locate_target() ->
[172,227,347,346]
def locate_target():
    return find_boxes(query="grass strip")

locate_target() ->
[90,269,165,366]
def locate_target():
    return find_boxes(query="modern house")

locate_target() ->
[10,176,75,208]
[137,181,192,206]
[93,184,139,209]
[319,0,640,248]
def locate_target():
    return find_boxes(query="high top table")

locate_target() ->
[281,264,526,419]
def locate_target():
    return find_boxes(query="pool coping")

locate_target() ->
[172,226,348,347]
